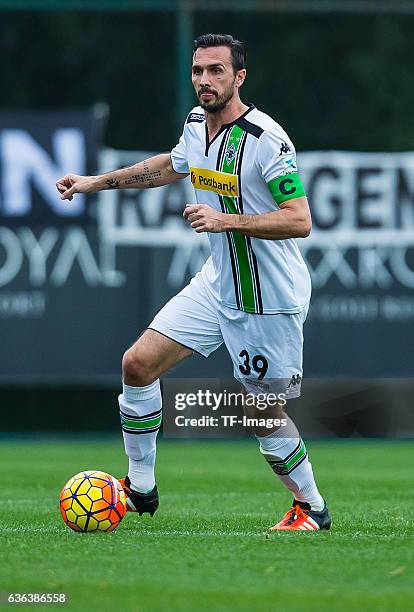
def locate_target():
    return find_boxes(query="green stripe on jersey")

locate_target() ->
[267,171,306,205]
[222,124,242,174]
[221,125,257,313]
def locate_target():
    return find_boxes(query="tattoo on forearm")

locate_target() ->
[124,161,162,188]
[106,178,120,189]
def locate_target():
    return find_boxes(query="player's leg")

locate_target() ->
[256,410,330,531]
[123,328,193,387]
[119,329,192,514]
[221,305,330,531]
[120,263,223,514]
[243,397,324,513]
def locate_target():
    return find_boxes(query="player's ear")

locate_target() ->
[235,69,246,88]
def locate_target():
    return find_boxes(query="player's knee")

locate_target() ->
[122,348,157,386]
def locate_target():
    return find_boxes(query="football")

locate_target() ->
[59,470,126,533]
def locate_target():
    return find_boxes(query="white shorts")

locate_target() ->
[149,260,309,399]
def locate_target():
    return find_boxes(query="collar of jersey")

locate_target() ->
[204,103,255,155]
[218,102,255,128]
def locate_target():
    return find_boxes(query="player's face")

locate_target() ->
[192,46,244,113]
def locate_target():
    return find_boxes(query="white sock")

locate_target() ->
[118,380,162,493]
[256,417,324,511]
[128,452,156,494]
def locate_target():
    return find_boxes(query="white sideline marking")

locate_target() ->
[126,529,261,538]
[0,526,261,537]
[4,526,412,539]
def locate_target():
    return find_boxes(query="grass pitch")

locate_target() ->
[0,438,413,611]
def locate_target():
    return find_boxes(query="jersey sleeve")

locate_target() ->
[256,128,306,205]
[170,129,190,174]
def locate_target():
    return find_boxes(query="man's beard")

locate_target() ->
[198,83,235,113]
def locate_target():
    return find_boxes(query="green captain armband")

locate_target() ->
[267,172,306,205]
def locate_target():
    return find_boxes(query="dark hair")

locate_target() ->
[193,33,246,73]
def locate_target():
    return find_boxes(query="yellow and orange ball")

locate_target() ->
[60,471,126,533]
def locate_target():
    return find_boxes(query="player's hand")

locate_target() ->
[56,174,97,201]
[183,204,227,233]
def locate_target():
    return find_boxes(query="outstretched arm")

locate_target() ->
[56,153,188,201]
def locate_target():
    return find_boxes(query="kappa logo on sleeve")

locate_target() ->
[279,141,292,155]
[190,167,239,196]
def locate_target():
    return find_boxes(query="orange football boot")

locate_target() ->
[270,500,331,531]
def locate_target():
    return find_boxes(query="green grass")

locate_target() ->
[0,439,413,611]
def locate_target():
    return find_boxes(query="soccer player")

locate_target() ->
[56,33,330,531]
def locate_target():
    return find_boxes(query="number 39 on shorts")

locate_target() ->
[238,349,269,380]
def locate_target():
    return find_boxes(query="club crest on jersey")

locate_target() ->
[225,143,236,165]
[190,167,239,196]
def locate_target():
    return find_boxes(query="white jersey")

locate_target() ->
[171,104,311,314]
